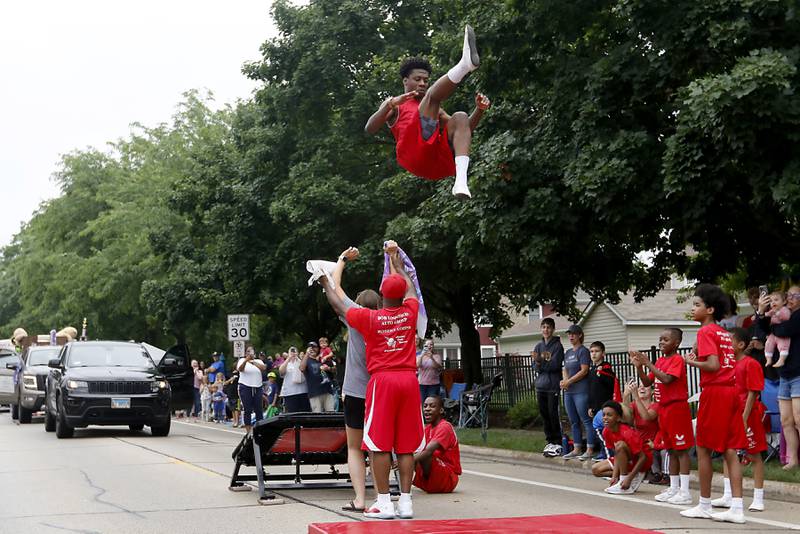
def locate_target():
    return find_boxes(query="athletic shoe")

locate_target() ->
[654,487,678,502]
[396,500,413,519]
[680,504,712,519]
[463,25,480,70]
[711,508,746,524]
[711,495,732,508]
[550,444,562,456]
[364,501,396,520]
[605,481,634,495]
[593,451,607,462]
[543,443,554,454]
[749,501,764,512]
[629,472,646,493]
[667,491,693,505]
[563,449,582,460]
[451,182,472,200]
[576,450,593,461]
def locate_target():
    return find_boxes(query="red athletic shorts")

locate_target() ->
[413,457,459,493]
[657,401,695,451]
[362,371,425,454]
[606,454,653,475]
[745,401,767,455]
[696,385,747,453]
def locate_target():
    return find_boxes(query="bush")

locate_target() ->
[506,397,540,429]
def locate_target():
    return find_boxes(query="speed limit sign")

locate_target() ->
[227,314,250,341]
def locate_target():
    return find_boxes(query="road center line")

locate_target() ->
[462,469,800,531]
[172,419,246,436]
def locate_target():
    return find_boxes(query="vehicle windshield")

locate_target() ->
[67,344,156,369]
[27,347,61,366]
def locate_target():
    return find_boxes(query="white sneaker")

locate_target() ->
[680,504,712,519]
[654,487,678,502]
[711,508,746,524]
[396,500,413,519]
[364,501,396,520]
[667,491,693,505]
[711,495,732,508]
[451,182,472,200]
[462,25,480,71]
[629,472,646,493]
[543,443,554,454]
[605,481,634,495]
[749,501,764,512]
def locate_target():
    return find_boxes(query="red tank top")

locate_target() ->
[389,99,456,180]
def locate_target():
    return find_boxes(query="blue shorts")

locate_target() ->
[778,375,800,400]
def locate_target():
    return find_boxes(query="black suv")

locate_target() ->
[13,345,62,423]
[45,341,173,438]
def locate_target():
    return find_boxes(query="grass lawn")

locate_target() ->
[457,427,800,485]
[456,427,547,454]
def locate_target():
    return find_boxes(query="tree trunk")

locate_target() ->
[453,282,482,387]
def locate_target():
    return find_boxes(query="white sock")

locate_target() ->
[399,492,412,504]
[730,497,743,511]
[446,29,478,83]
[377,493,391,507]
[699,496,712,511]
[454,156,470,190]
[680,474,691,493]
[753,488,764,502]
[669,475,679,491]
[722,477,732,498]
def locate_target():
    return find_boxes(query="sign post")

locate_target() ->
[228,314,250,362]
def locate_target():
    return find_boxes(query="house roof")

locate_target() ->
[500,309,573,339]
[604,289,693,324]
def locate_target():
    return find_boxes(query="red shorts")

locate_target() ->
[657,401,695,451]
[745,402,767,455]
[696,385,747,453]
[362,371,425,454]
[606,454,653,474]
[413,457,459,493]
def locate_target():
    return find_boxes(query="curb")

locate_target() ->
[460,444,800,504]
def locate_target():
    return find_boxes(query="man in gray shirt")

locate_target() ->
[329,246,381,512]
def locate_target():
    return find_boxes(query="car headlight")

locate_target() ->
[66,380,89,392]
[23,374,38,389]
[151,380,169,392]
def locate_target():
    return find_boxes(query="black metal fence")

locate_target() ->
[444,347,699,411]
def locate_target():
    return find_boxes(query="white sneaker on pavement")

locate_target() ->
[605,481,634,495]
[749,501,764,512]
[666,491,693,505]
[654,487,678,502]
[396,500,413,519]
[711,495,732,508]
[629,472,646,493]
[364,501,396,520]
[680,504,712,519]
[711,508,746,524]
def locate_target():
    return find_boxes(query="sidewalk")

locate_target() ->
[461,444,800,504]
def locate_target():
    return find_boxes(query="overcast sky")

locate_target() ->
[0,0,279,249]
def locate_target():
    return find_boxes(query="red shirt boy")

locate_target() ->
[735,355,767,455]
[602,423,653,473]
[414,418,461,494]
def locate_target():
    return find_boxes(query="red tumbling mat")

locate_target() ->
[269,428,347,454]
[308,514,656,533]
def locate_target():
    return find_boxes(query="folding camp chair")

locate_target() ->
[761,379,781,463]
[459,373,503,443]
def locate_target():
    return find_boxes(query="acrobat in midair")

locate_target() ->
[365,25,491,199]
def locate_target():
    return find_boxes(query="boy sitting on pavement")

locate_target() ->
[413,395,461,494]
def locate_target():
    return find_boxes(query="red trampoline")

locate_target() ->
[308,514,656,533]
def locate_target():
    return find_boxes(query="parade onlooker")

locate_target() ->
[191,359,203,418]
[757,285,800,470]
[264,372,279,418]
[631,328,694,504]
[208,352,225,383]
[200,373,212,422]
[560,324,594,460]
[301,341,335,412]
[764,291,793,368]
[681,284,746,523]
[621,382,662,482]
[211,375,227,423]
[532,317,564,457]
[237,345,266,433]
[223,371,239,426]
[741,288,776,380]
[413,396,461,494]
[279,346,311,413]
[595,401,652,495]
[417,339,443,402]
[588,341,617,461]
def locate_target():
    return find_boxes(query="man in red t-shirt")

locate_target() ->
[320,241,423,520]
[364,26,491,199]
[681,284,747,524]
[413,395,461,494]
[630,328,694,504]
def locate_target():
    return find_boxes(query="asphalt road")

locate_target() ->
[2,413,800,533]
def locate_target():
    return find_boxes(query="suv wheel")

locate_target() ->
[18,404,32,424]
[129,424,144,432]
[55,398,74,439]
[150,419,170,437]
[44,406,56,432]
